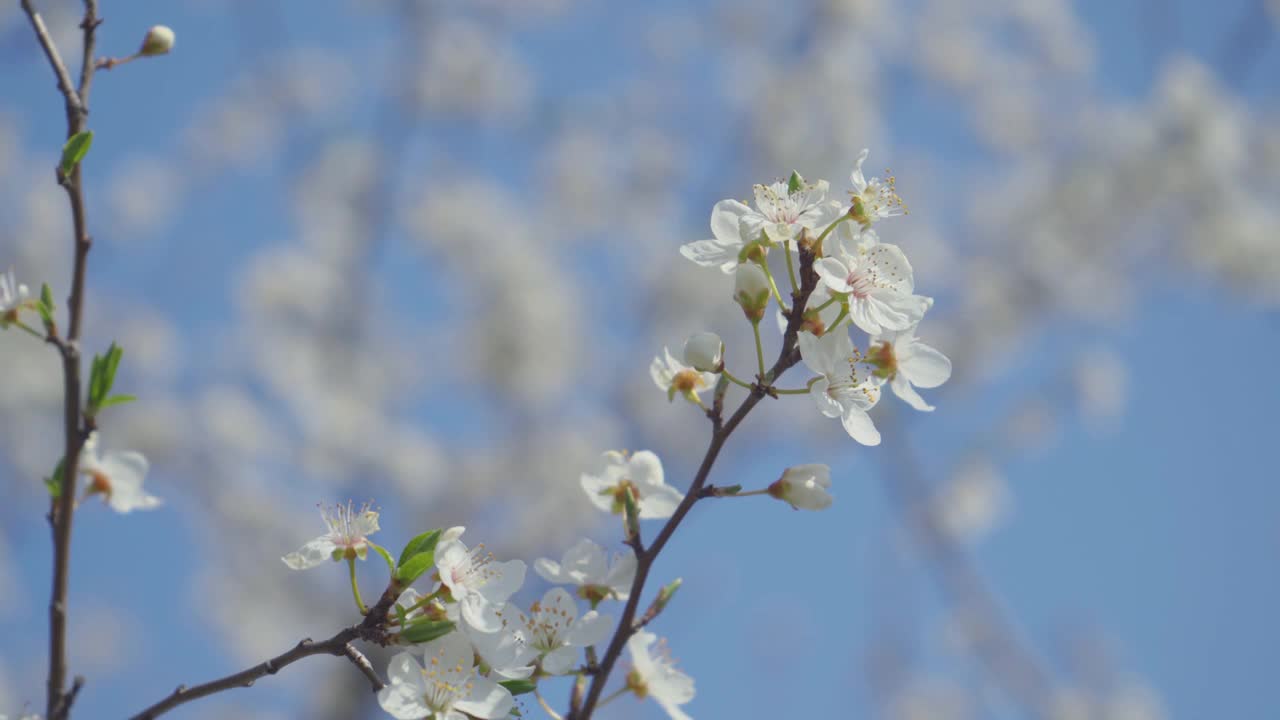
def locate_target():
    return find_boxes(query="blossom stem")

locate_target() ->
[757,260,788,308]
[348,558,368,615]
[828,306,849,331]
[751,322,766,380]
[720,369,754,390]
[783,240,799,292]
[812,296,838,314]
[813,215,850,254]
[720,488,770,498]
[771,387,810,395]
[596,686,629,708]
[12,319,46,340]
[535,689,566,720]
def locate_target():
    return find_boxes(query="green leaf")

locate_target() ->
[397,529,444,568]
[371,542,396,574]
[44,458,66,499]
[40,283,55,311]
[96,394,136,410]
[395,551,438,586]
[499,680,537,697]
[59,131,94,176]
[399,619,455,644]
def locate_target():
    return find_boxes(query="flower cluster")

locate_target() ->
[668,150,951,446]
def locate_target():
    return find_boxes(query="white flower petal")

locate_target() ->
[901,341,952,388]
[282,537,338,570]
[841,407,882,446]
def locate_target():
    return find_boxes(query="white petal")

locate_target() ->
[541,646,579,675]
[638,484,683,519]
[453,673,515,719]
[901,342,952,388]
[565,610,612,647]
[679,240,738,272]
[478,559,526,604]
[710,199,751,244]
[841,408,882,446]
[849,148,870,192]
[628,451,665,490]
[282,537,338,570]
[539,587,580,626]
[533,557,564,584]
[815,257,852,293]
[809,378,844,419]
[891,376,935,412]
[461,593,501,632]
[100,451,149,491]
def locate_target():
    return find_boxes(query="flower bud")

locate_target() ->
[734,264,770,323]
[682,332,723,373]
[768,464,832,510]
[139,25,175,56]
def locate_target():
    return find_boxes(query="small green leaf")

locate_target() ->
[96,394,137,410]
[40,283,55,311]
[395,551,438,586]
[399,619,455,644]
[371,542,396,574]
[44,458,66,499]
[59,131,94,176]
[499,680,537,697]
[398,529,443,568]
[787,170,804,195]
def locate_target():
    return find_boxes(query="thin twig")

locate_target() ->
[569,249,819,719]
[129,586,398,720]
[22,2,101,717]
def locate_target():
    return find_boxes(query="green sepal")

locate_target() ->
[37,283,56,329]
[97,394,137,410]
[59,131,93,176]
[787,171,804,195]
[499,679,537,696]
[370,542,396,573]
[399,618,455,644]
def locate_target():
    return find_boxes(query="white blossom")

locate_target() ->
[523,587,611,674]
[0,267,29,325]
[768,464,833,510]
[848,148,906,225]
[868,324,952,411]
[814,233,930,335]
[798,330,882,446]
[79,432,160,513]
[535,538,636,602]
[650,348,717,403]
[282,500,379,570]
[436,533,526,633]
[626,631,695,720]
[580,450,682,520]
[377,633,514,720]
[681,332,723,373]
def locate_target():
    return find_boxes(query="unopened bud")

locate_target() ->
[139,25,175,57]
[682,332,723,373]
[654,577,682,613]
[768,464,833,511]
[734,264,770,323]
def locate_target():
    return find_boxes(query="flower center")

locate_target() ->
[672,369,704,393]
[87,470,113,496]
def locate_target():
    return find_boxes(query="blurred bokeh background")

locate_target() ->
[2,0,1278,718]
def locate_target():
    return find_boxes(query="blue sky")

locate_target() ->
[3,1,1278,719]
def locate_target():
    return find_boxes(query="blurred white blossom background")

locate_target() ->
[1,0,1278,718]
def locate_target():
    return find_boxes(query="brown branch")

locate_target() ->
[129,586,398,720]
[569,251,819,720]
[21,2,101,717]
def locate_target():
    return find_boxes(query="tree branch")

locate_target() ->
[128,586,399,719]
[22,2,101,718]
[569,249,819,719]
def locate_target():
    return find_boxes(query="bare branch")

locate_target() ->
[18,0,84,116]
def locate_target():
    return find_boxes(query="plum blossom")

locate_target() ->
[535,538,637,603]
[681,332,723,373]
[814,233,931,335]
[799,330,883,446]
[678,199,761,273]
[522,587,611,674]
[436,533,526,633]
[626,631,695,720]
[377,633,514,720]
[868,324,952,411]
[746,173,842,244]
[768,464,833,510]
[650,348,717,404]
[0,267,30,327]
[848,148,906,226]
[466,604,537,680]
[79,432,160,513]
[580,450,682,520]
[282,500,379,569]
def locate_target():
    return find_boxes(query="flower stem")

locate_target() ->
[758,260,787,308]
[348,558,368,615]
[720,369,754,390]
[783,240,798,292]
[814,215,850,254]
[812,296,837,314]
[828,305,849,332]
[12,319,45,340]
[597,686,629,708]
[751,322,766,380]
[536,689,566,720]
[771,387,810,395]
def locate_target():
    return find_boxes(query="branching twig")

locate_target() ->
[568,250,819,719]
[129,586,398,719]
[21,2,101,718]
